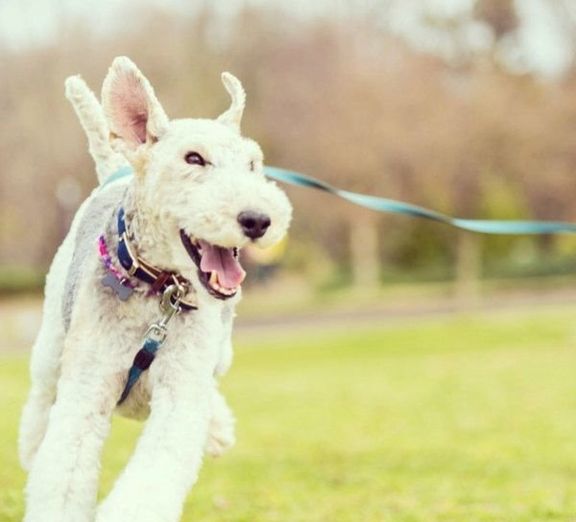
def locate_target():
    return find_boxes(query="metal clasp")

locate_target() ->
[144,323,168,344]
[159,284,183,325]
[143,284,184,345]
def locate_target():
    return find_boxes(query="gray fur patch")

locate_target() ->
[62,183,127,331]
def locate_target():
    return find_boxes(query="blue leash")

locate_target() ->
[103,164,576,235]
[118,284,183,405]
[105,164,576,403]
[264,167,576,235]
[118,336,162,405]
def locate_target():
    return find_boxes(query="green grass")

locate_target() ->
[3,307,576,521]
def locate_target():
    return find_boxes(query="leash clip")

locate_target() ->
[142,284,183,344]
[159,284,183,322]
[117,271,188,405]
[144,323,168,344]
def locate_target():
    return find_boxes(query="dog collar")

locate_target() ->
[117,208,197,311]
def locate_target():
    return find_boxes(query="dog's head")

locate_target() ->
[101,57,292,301]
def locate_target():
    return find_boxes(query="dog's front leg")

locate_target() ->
[96,354,214,522]
[205,304,236,457]
[24,349,119,522]
[205,388,236,457]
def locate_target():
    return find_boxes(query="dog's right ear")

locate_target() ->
[102,56,169,149]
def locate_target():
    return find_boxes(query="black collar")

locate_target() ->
[117,208,197,311]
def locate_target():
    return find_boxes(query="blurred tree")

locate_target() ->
[2,1,576,295]
[474,0,518,39]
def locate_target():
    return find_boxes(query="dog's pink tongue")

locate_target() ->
[199,240,246,289]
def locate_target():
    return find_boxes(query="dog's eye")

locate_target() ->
[184,152,206,166]
[249,160,255,172]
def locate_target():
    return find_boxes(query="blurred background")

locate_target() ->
[2,0,576,309]
[3,1,576,520]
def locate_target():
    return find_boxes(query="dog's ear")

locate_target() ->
[102,56,169,149]
[217,72,246,132]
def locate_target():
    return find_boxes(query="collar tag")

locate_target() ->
[101,273,135,301]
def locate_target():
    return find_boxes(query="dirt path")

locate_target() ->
[236,287,576,335]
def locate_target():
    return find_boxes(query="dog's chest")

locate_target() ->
[108,300,227,421]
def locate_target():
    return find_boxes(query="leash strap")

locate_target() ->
[118,284,182,405]
[118,336,162,405]
[264,167,576,235]
[102,165,133,187]
[103,165,576,235]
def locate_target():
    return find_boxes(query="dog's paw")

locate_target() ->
[205,412,236,458]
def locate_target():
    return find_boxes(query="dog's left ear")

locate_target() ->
[102,56,169,149]
[217,72,246,132]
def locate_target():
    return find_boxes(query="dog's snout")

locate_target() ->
[237,211,271,240]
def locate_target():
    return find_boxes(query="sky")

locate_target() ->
[513,0,575,77]
[0,0,573,79]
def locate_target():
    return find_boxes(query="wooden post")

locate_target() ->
[350,213,380,288]
[455,231,482,305]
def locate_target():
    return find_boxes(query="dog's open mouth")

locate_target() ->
[179,230,245,299]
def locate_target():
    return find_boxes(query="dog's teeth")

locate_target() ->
[207,270,237,295]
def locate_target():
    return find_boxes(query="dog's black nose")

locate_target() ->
[237,211,271,239]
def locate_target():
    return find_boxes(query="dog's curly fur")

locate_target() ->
[19,57,292,522]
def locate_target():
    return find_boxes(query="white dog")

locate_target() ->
[18,56,292,522]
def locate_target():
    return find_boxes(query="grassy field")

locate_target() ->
[2,307,576,521]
